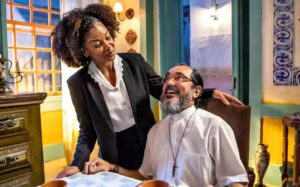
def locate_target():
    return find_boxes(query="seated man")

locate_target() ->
[83,65,248,187]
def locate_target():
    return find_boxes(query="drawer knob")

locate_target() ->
[0,117,16,130]
[0,156,18,166]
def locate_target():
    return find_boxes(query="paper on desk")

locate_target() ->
[61,171,141,187]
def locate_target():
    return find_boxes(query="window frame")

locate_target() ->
[2,0,61,96]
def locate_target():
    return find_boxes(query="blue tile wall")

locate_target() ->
[273,0,299,85]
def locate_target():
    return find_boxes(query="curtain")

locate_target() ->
[61,0,102,165]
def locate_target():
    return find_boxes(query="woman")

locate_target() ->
[53,4,242,178]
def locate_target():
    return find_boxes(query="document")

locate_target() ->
[61,171,141,187]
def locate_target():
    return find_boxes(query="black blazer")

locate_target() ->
[68,53,162,169]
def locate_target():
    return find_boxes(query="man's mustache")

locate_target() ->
[164,85,179,94]
[161,85,180,102]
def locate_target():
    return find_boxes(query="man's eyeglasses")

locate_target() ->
[163,73,193,83]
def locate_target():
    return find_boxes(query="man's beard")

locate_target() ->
[160,87,193,114]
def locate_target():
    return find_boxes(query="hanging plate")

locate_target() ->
[125,29,137,44]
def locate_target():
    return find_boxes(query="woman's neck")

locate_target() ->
[96,60,116,86]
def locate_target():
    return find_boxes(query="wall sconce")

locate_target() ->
[0,54,23,95]
[113,1,135,22]
[210,0,219,21]
[113,1,125,21]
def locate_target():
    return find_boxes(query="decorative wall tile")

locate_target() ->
[274,50,293,67]
[273,0,298,86]
[293,68,300,85]
[273,67,292,85]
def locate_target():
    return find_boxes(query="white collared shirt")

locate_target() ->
[138,106,248,187]
[88,55,135,132]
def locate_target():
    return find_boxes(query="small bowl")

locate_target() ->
[41,180,67,187]
[141,179,169,187]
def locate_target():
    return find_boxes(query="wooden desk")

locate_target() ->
[282,112,300,187]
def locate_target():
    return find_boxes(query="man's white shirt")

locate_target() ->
[138,105,248,187]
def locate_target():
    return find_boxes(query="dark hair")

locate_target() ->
[190,68,203,88]
[51,4,120,67]
[190,68,205,107]
[174,63,203,88]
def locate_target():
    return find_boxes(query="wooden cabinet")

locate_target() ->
[282,112,300,187]
[0,93,47,186]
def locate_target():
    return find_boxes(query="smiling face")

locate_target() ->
[82,21,115,66]
[160,65,202,114]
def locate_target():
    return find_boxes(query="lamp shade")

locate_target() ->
[113,2,123,13]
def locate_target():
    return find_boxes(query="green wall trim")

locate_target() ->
[262,104,300,118]
[144,0,159,112]
[0,0,8,57]
[140,0,147,59]
[159,0,182,75]
[43,143,65,162]
[264,163,282,186]
[145,0,153,66]
[232,0,249,104]
[232,0,239,98]
[178,0,184,63]
[249,0,263,160]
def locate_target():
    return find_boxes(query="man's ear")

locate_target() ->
[193,85,202,98]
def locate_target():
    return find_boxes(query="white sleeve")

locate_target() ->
[208,120,248,186]
[138,129,153,179]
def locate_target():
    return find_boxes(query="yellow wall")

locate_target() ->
[262,118,295,164]
[103,0,141,53]
[41,110,63,145]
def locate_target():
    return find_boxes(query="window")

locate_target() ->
[5,0,61,95]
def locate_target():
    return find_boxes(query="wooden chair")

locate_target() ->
[199,98,255,187]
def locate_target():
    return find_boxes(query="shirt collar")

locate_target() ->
[88,55,124,89]
[169,105,196,122]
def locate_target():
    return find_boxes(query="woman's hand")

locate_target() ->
[83,157,113,174]
[56,166,80,178]
[83,158,145,180]
[213,89,244,106]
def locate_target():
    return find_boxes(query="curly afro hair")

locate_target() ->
[51,4,119,67]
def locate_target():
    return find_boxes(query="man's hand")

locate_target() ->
[213,89,244,106]
[83,157,113,174]
[56,166,80,178]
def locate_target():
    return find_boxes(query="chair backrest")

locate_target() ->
[199,98,251,168]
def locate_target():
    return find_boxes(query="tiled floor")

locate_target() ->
[43,158,67,182]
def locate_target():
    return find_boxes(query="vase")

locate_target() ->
[255,144,270,187]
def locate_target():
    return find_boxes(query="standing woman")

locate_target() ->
[53,4,242,178]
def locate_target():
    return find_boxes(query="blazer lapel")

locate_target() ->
[85,71,114,132]
[122,61,137,118]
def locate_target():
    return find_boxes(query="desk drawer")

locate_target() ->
[0,109,28,137]
[0,172,31,187]
[0,142,30,173]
